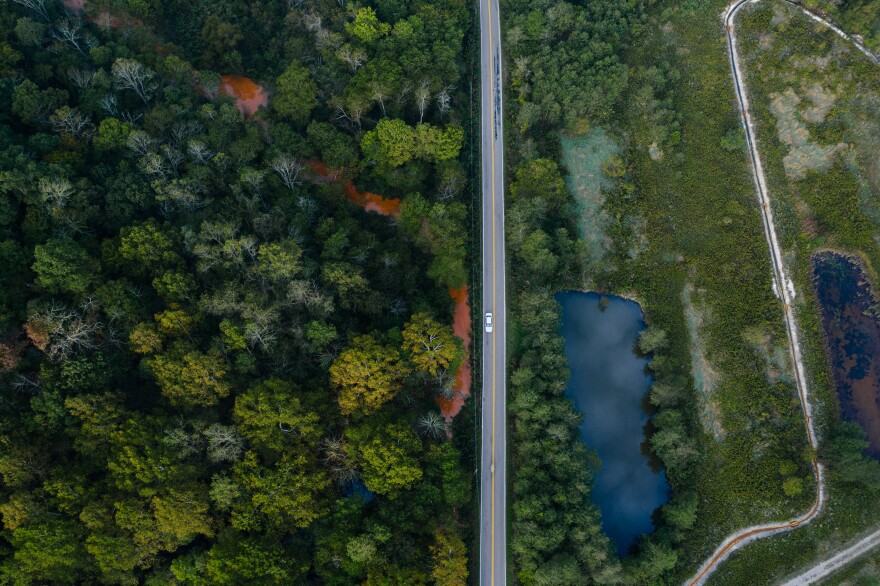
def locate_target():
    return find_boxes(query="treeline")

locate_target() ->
[0,0,476,583]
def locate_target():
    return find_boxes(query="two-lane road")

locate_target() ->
[478,0,506,581]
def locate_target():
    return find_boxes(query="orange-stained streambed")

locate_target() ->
[220,76,268,117]
[307,161,401,217]
[307,161,467,426]
[438,286,472,426]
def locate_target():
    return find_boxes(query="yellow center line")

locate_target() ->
[486,0,498,583]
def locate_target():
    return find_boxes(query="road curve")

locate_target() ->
[688,2,880,583]
[779,527,880,585]
[478,0,507,580]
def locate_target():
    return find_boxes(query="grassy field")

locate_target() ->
[583,0,825,578]
[698,3,880,583]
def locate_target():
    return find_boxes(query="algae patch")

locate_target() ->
[560,129,618,263]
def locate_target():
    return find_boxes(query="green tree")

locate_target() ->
[256,239,301,283]
[204,531,308,584]
[510,158,567,207]
[330,335,409,416]
[32,237,98,295]
[347,423,423,496]
[94,118,135,152]
[11,80,68,125]
[147,345,231,407]
[117,220,182,277]
[274,61,318,126]
[200,15,242,69]
[232,452,329,529]
[346,7,391,43]
[8,519,90,583]
[233,378,321,452]
[430,528,468,586]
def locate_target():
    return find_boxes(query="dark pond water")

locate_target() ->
[813,252,880,458]
[557,291,670,555]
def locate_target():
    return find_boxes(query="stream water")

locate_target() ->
[557,291,670,555]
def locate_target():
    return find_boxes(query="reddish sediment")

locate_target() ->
[220,76,268,117]
[437,286,472,425]
[308,161,401,217]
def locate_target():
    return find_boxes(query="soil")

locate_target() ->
[220,76,268,118]
[308,161,401,217]
[437,286,472,426]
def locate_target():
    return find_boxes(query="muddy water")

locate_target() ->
[437,286,472,424]
[220,76,268,117]
[557,291,670,555]
[308,161,401,217]
[813,252,880,458]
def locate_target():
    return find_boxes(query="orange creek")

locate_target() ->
[307,161,401,217]
[220,76,267,117]
[438,286,472,425]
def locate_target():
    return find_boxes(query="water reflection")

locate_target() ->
[813,252,880,458]
[557,291,670,555]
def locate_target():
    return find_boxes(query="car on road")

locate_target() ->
[485,312,493,333]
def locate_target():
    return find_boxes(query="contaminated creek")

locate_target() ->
[557,291,670,555]
[813,251,880,458]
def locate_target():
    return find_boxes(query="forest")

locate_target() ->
[0,0,476,583]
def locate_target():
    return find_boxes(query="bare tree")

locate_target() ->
[303,12,322,32]
[240,168,267,194]
[38,177,74,208]
[322,437,359,484]
[99,93,118,116]
[337,45,366,72]
[163,422,205,458]
[187,140,213,163]
[416,80,431,123]
[389,297,407,317]
[27,302,102,362]
[12,0,49,22]
[436,86,453,118]
[50,106,94,140]
[205,424,244,463]
[139,152,168,179]
[437,166,466,202]
[111,58,156,104]
[126,130,157,156]
[396,83,412,109]
[67,68,96,92]
[370,81,388,116]
[52,19,87,55]
[270,155,305,190]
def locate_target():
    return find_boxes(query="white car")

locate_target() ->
[485,312,493,333]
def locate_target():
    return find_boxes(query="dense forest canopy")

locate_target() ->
[0,0,476,583]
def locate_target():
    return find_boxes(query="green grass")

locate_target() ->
[701,3,880,583]
[599,0,822,578]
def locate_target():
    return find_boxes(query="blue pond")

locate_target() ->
[557,291,670,555]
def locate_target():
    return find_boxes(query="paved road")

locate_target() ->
[779,528,880,585]
[478,0,506,580]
